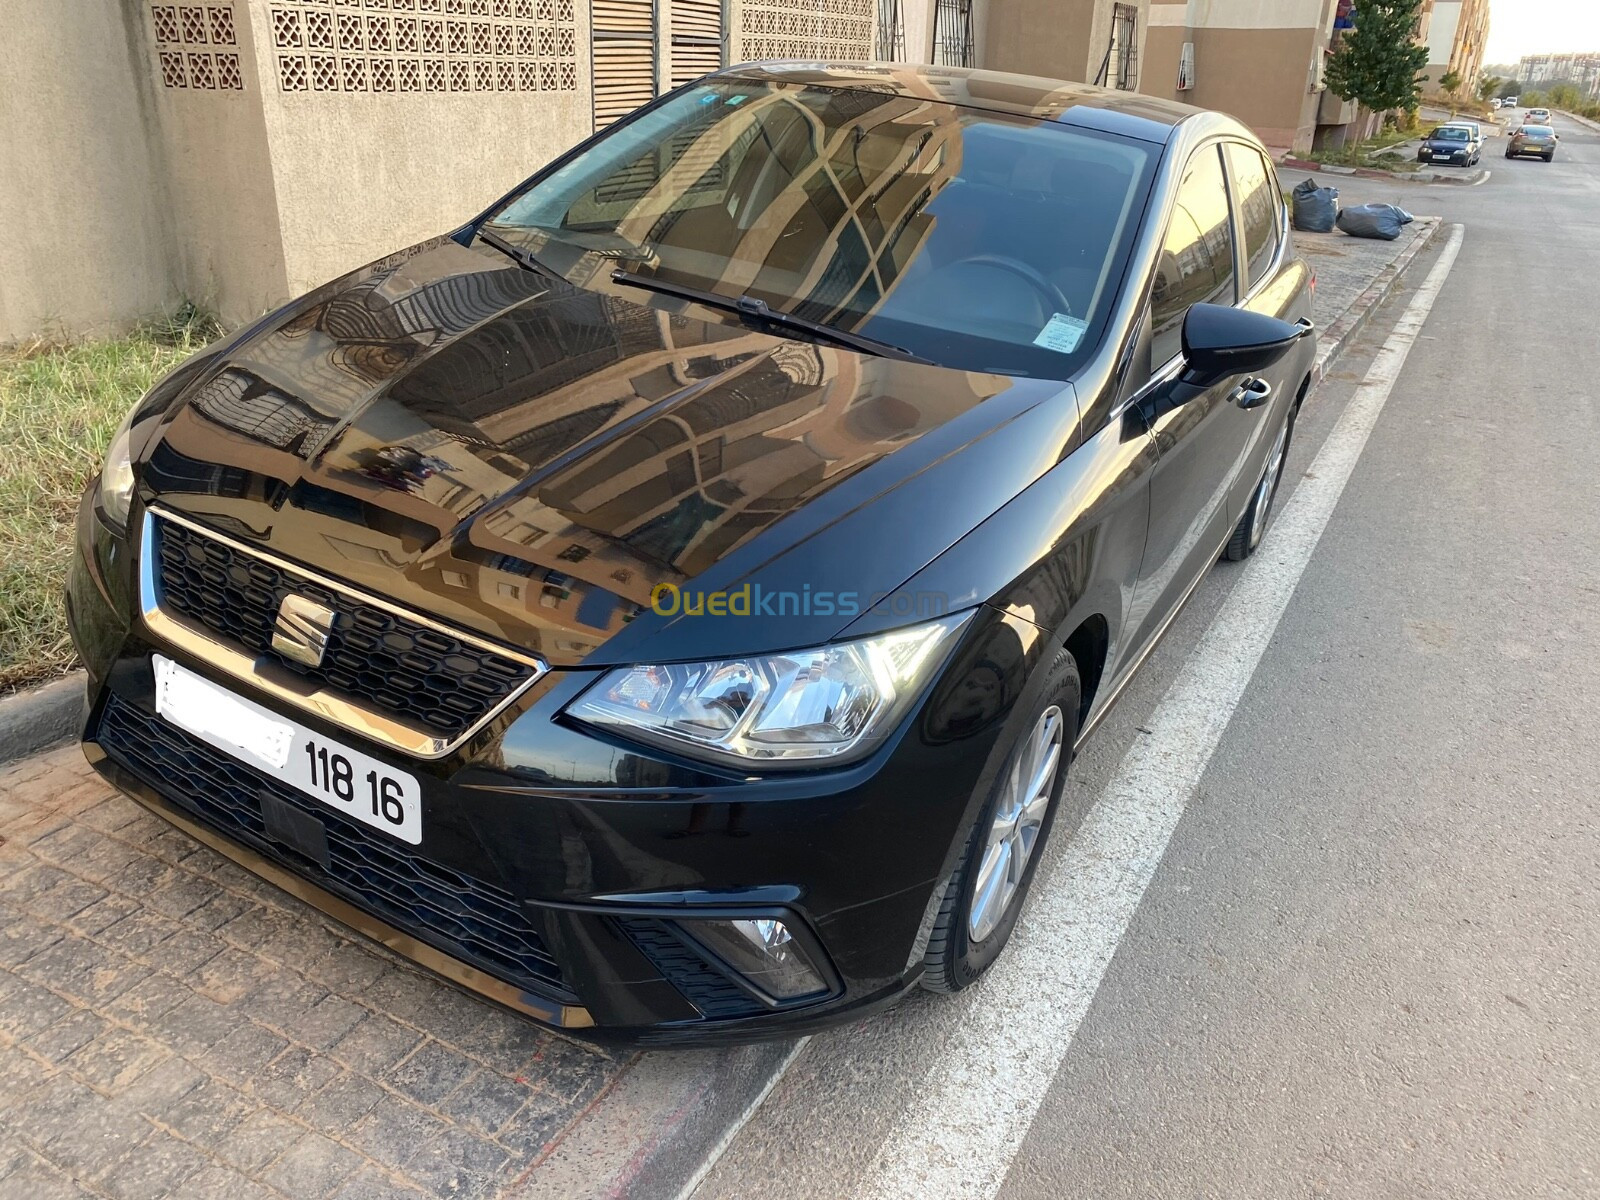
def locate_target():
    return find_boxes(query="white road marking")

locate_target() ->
[848,223,1467,1200]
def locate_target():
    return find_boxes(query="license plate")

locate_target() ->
[153,656,422,845]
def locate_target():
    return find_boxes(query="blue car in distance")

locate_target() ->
[1418,124,1481,166]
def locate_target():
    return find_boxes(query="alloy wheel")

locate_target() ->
[1248,422,1289,550]
[968,705,1065,943]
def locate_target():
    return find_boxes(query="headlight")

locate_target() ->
[97,410,138,529]
[566,611,972,766]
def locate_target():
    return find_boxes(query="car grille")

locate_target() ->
[96,693,573,1002]
[616,917,767,1020]
[152,514,537,741]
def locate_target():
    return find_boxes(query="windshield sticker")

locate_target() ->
[1033,313,1089,355]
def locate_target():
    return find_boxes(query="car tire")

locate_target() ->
[1224,404,1294,562]
[1547,153,1556,162]
[922,649,1080,995]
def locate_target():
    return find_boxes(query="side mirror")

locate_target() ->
[1179,304,1311,389]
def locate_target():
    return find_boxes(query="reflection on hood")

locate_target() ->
[143,239,1031,664]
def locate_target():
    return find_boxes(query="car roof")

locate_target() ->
[714,60,1218,145]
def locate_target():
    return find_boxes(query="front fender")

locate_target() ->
[842,404,1156,723]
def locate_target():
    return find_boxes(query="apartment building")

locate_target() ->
[1518,52,1600,97]
[1142,0,1360,153]
[1425,0,1491,94]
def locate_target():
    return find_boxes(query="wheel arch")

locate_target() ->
[1293,369,1313,416]
[1062,613,1110,731]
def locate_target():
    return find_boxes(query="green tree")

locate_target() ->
[1549,82,1582,110]
[1500,79,1521,99]
[1325,0,1432,115]
[1477,76,1502,103]
[1438,69,1463,113]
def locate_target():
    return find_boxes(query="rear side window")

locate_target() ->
[1150,145,1236,367]
[1225,143,1281,291]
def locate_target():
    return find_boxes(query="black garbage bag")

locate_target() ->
[1336,203,1409,240]
[1292,178,1339,232]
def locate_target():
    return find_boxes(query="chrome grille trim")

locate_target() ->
[139,506,547,759]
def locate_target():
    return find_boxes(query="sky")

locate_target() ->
[1482,0,1600,65]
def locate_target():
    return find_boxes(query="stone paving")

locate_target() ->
[0,745,632,1199]
[1290,215,1440,340]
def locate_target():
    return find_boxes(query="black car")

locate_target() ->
[69,63,1315,1042]
[1418,125,1481,166]
[1506,124,1559,161]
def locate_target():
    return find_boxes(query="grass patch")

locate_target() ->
[1313,133,1422,172]
[0,306,221,694]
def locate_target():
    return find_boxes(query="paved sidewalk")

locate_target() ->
[1290,214,1442,380]
[0,746,632,1199]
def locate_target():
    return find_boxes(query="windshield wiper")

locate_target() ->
[610,269,931,365]
[475,227,564,283]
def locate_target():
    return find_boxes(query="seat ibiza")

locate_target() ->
[70,63,1314,1041]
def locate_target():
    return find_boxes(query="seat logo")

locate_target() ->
[271,595,336,668]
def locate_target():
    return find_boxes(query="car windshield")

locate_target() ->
[1435,128,1470,141]
[485,79,1159,378]
[1524,126,1553,137]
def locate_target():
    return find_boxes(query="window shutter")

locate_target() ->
[669,0,723,89]
[593,0,657,128]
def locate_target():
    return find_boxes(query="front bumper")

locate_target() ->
[68,492,1041,1043]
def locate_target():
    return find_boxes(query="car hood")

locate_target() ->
[137,238,1081,667]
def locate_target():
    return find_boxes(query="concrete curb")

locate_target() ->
[0,672,87,765]
[1557,109,1600,133]
[1280,155,1488,186]
[1309,215,1445,391]
[510,1040,803,1199]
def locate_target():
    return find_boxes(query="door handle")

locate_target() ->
[1230,377,1273,409]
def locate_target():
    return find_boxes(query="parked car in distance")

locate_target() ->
[1507,124,1559,161]
[1419,124,1481,166]
[1504,96,1519,108]
[1527,107,1553,125]
[69,62,1316,1041]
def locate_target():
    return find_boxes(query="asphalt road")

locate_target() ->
[691,113,1600,1199]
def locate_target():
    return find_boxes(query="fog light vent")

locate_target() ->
[682,918,829,1003]
[616,914,833,1018]
[616,917,767,1019]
